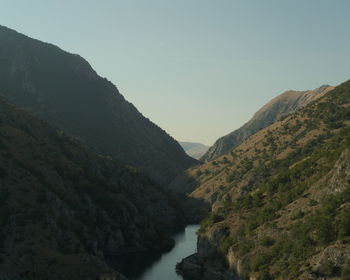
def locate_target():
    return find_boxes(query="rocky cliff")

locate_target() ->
[201,85,334,162]
[0,25,196,185]
[0,96,186,280]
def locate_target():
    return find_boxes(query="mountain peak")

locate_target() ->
[0,25,196,184]
[201,84,334,162]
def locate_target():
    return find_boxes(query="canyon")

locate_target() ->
[1,24,350,280]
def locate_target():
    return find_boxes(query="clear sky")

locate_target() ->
[1,0,350,145]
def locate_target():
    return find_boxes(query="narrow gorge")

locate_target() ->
[1,4,350,279]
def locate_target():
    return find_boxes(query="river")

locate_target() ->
[122,224,200,280]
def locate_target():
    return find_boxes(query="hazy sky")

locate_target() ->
[1,0,350,145]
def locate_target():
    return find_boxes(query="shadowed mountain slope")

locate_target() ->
[0,25,196,185]
[0,96,187,280]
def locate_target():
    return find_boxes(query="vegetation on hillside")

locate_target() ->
[201,85,334,162]
[0,97,183,280]
[195,80,350,279]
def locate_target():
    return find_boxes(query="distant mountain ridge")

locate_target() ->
[0,25,196,184]
[201,85,334,161]
[179,141,209,159]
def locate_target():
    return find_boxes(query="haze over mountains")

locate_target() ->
[179,141,209,160]
[201,85,334,162]
[0,25,196,185]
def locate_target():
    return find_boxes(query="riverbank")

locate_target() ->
[176,252,236,280]
[120,225,200,280]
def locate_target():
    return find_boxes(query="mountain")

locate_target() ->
[201,85,334,162]
[179,141,209,160]
[0,95,187,280]
[0,25,196,185]
[176,80,350,279]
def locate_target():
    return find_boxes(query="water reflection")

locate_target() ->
[118,224,199,280]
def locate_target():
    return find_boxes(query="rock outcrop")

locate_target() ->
[177,227,239,280]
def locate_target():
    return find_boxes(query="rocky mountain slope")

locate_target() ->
[0,25,196,185]
[179,141,209,160]
[201,85,334,162]
[0,96,186,280]
[176,80,350,279]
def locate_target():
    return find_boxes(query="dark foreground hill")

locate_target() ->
[0,96,185,280]
[0,25,196,185]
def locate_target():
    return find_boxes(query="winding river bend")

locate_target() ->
[124,224,200,280]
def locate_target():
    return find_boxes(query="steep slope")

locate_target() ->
[179,141,209,159]
[0,96,185,280]
[201,85,334,162]
[177,80,350,279]
[0,25,196,184]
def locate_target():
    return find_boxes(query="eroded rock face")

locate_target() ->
[201,85,334,162]
[226,248,243,276]
[197,227,229,260]
[328,149,350,193]
[177,226,239,280]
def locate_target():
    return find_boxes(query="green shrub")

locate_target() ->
[317,260,339,277]
[260,236,275,247]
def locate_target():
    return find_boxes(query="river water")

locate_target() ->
[125,224,200,280]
